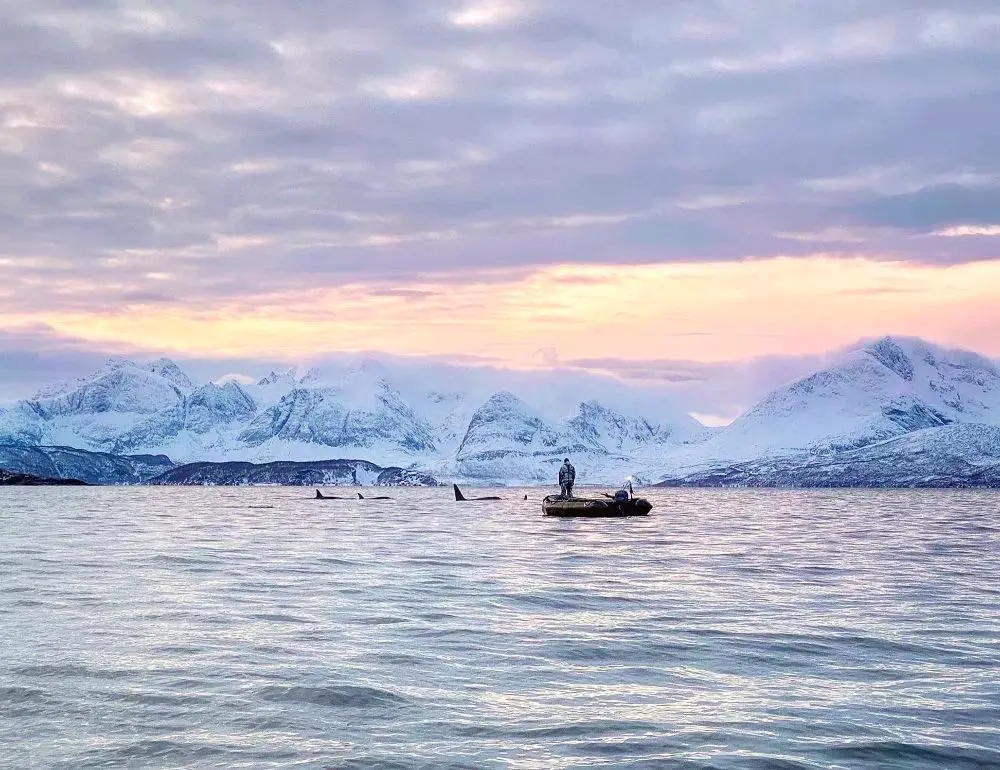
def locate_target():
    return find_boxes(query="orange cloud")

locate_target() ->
[3,256,999,365]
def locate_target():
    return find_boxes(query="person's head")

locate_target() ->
[563,458,570,464]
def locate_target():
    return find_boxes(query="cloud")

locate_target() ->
[0,320,515,403]
[0,318,996,423]
[0,325,148,403]
[849,183,1000,230]
[213,372,256,386]
[0,0,998,386]
[0,0,997,314]
[366,288,439,300]
[932,224,1000,237]
[563,350,844,420]
[564,358,724,383]
[533,346,559,366]
[4,256,1000,379]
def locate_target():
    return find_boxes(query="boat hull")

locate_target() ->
[542,495,652,518]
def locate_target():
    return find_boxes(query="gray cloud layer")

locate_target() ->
[2,0,1000,312]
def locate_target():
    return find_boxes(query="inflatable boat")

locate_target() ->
[542,494,652,518]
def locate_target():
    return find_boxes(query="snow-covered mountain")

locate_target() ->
[666,336,1000,471]
[238,375,437,460]
[453,391,586,481]
[570,400,681,454]
[3,335,999,487]
[29,358,190,451]
[0,355,696,482]
[109,381,257,455]
[657,335,1000,486]
[448,393,705,482]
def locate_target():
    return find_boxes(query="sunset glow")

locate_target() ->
[1,0,998,401]
[7,256,999,368]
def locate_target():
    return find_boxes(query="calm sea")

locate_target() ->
[2,487,998,769]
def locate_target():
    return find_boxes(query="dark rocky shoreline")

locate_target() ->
[0,469,87,486]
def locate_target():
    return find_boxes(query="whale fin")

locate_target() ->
[453,484,467,502]
[357,492,364,499]
[315,489,323,499]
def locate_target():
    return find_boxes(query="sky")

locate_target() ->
[2,0,1000,412]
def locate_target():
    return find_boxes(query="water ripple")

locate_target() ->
[2,487,999,767]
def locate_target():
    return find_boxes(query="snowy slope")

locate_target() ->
[237,368,437,463]
[666,336,1000,470]
[109,381,258,456]
[0,403,45,446]
[569,400,681,455]
[24,358,193,452]
[32,357,191,416]
[452,392,586,481]
[446,392,694,484]
[660,424,1000,488]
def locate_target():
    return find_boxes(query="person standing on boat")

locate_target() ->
[559,458,576,499]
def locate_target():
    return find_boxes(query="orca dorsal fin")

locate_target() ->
[315,489,323,499]
[357,492,364,499]
[453,484,467,501]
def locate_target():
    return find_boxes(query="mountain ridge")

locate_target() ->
[1,335,999,486]
[662,335,1000,471]
[0,445,174,485]
[0,355,692,483]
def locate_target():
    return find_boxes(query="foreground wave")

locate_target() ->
[2,487,999,768]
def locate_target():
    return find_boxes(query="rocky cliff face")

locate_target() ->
[0,445,174,485]
[0,469,88,486]
[146,459,439,486]
[239,378,436,455]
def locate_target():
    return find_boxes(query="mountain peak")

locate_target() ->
[101,356,139,372]
[695,335,1000,464]
[32,356,157,400]
[257,368,298,387]
[484,390,524,408]
[299,367,322,385]
[865,336,915,381]
[857,335,999,379]
[144,357,194,389]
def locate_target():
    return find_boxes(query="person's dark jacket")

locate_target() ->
[558,462,576,484]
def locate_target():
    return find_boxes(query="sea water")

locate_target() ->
[1,487,998,768]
